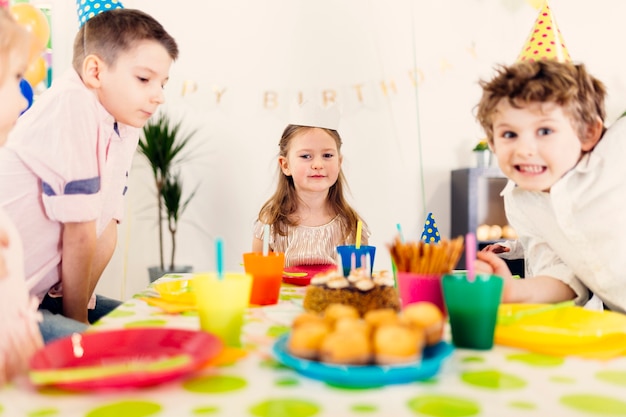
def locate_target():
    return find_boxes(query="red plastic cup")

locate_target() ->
[396,272,446,315]
[242,252,285,305]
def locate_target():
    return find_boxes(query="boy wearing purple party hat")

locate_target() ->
[474,2,626,312]
[0,0,178,342]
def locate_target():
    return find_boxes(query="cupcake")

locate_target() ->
[288,321,330,359]
[373,324,424,365]
[323,303,360,326]
[319,330,372,365]
[334,317,372,338]
[364,308,400,329]
[292,312,325,329]
[400,302,444,346]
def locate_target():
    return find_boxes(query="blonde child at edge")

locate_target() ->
[252,123,369,267]
[474,59,626,312]
[0,8,178,342]
[0,7,44,384]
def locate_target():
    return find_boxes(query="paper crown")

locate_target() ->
[517,2,571,63]
[76,0,124,28]
[288,101,341,131]
[420,212,440,244]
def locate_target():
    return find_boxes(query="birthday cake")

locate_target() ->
[302,268,401,316]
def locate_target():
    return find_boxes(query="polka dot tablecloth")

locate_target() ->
[2,274,626,417]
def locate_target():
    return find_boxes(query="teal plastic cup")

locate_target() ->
[336,245,376,277]
[442,273,503,350]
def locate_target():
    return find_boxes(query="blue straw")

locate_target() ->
[216,237,224,280]
[396,223,405,243]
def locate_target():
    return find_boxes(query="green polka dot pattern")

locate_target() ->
[85,401,161,417]
[249,399,320,417]
[407,395,480,417]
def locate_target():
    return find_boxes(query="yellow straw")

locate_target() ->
[355,221,362,249]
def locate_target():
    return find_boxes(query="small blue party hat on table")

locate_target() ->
[77,0,124,28]
[420,212,440,243]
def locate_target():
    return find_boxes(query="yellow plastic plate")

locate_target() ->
[152,279,195,305]
[495,304,626,358]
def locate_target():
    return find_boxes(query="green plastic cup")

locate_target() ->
[442,273,503,350]
[194,272,252,347]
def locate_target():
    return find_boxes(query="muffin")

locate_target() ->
[400,302,444,346]
[364,308,400,329]
[334,317,372,338]
[292,312,326,329]
[319,330,372,365]
[288,321,330,359]
[323,303,360,326]
[373,324,424,365]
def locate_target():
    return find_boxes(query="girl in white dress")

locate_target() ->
[253,115,369,267]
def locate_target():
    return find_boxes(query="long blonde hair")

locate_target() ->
[257,125,365,242]
[0,8,34,84]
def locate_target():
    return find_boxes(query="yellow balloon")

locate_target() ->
[10,3,50,49]
[24,55,46,87]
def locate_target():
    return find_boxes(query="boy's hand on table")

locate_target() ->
[475,251,513,279]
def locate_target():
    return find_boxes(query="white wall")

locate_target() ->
[47,0,626,300]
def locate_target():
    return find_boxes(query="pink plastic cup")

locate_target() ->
[396,272,446,316]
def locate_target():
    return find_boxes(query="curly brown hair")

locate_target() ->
[257,125,365,242]
[476,60,606,144]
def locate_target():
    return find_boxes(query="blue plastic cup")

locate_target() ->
[336,245,376,277]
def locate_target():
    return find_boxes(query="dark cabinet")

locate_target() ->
[450,167,524,276]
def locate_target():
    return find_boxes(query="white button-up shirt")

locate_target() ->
[502,117,626,313]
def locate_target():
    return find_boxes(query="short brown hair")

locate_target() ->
[476,60,606,143]
[72,8,178,73]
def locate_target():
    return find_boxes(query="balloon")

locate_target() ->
[0,0,9,8]
[19,79,33,115]
[24,55,46,87]
[10,3,50,49]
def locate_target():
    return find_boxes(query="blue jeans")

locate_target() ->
[38,294,122,344]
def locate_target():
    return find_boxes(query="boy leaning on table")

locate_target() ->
[473,3,625,313]
[0,0,179,343]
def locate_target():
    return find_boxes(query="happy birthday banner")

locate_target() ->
[177,63,447,112]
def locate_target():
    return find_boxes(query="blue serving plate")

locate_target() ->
[272,333,453,388]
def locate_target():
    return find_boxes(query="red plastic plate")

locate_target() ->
[29,328,222,390]
[282,264,336,286]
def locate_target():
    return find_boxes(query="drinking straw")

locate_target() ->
[262,224,270,256]
[355,220,363,249]
[336,251,343,273]
[216,237,224,280]
[465,232,476,282]
[396,223,405,243]
[365,252,371,277]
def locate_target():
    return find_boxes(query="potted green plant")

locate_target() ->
[138,112,198,282]
[472,139,492,168]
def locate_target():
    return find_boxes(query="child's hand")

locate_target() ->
[475,251,513,279]
[481,243,510,254]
